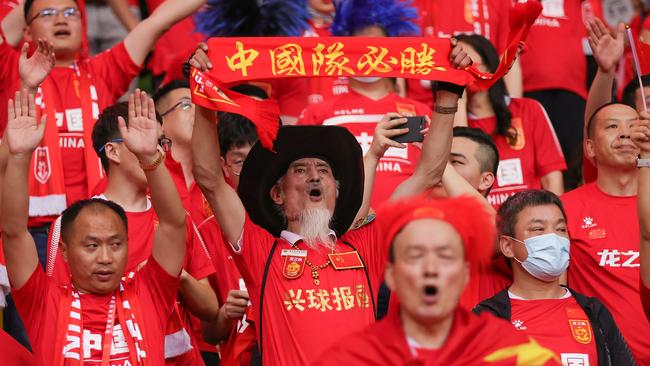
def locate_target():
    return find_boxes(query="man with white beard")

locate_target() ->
[190,43,471,366]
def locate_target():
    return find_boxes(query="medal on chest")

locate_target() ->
[281,249,308,280]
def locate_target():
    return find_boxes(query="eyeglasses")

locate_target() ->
[27,7,81,24]
[160,99,193,118]
[98,137,173,154]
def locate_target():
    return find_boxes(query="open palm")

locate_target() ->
[587,19,624,72]
[118,90,160,158]
[5,91,47,155]
[18,39,55,90]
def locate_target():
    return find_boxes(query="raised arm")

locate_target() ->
[190,44,247,246]
[392,41,472,199]
[119,90,186,276]
[584,20,625,131]
[0,0,25,47]
[632,111,650,289]
[123,0,206,66]
[106,0,139,32]
[19,38,55,95]
[1,90,47,289]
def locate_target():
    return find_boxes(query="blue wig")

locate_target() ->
[194,0,310,37]
[330,0,420,37]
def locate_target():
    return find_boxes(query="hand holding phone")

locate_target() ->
[391,116,426,143]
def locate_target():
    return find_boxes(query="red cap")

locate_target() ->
[376,195,496,270]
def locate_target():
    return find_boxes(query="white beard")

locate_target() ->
[297,208,335,250]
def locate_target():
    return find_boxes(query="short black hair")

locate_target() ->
[497,190,566,237]
[586,102,626,139]
[60,198,128,243]
[24,0,79,21]
[217,112,259,156]
[230,84,269,100]
[453,126,499,175]
[621,74,650,109]
[153,79,190,104]
[92,102,163,172]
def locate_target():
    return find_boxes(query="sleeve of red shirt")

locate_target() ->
[230,217,276,291]
[135,257,182,328]
[88,41,141,100]
[183,216,216,281]
[527,98,567,176]
[340,221,386,289]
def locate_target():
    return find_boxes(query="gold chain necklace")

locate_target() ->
[299,243,335,286]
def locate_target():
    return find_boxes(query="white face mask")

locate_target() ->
[352,76,382,83]
[510,233,570,282]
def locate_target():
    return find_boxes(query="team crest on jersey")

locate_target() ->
[395,102,416,116]
[34,147,52,184]
[507,118,526,150]
[283,255,306,279]
[568,319,593,344]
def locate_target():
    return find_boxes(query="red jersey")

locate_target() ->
[314,304,561,365]
[230,217,385,365]
[461,256,513,309]
[13,258,179,365]
[297,90,431,206]
[510,292,598,365]
[561,182,650,363]
[642,278,650,322]
[518,0,587,98]
[0,40,140,226]
[407,0,511,107]
[166,153,213,224]
[197,217,256,365]
[0,329,39,366]
[468,98,566,210]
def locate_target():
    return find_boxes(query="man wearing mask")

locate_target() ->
[476,190,635,365]
[561,103,650,363]
[297,0,431,206]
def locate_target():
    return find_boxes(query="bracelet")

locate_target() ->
[139,151,164,171]
[434,104,458,114]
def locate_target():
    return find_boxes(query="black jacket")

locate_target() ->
[474,287,636,366]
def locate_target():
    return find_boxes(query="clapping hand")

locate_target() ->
[19,39,55,91]
[118,89,160,162]
[5,90,46,156]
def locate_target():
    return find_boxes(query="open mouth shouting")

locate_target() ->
[422,284,439,305]
[308,187,323,201]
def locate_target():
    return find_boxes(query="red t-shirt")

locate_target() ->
[460,256,513,309]
[407,0,510,107]
[13,258,179,365]
[0,40,141,226]
[510,292,598,365]
[166,154,213,224]
[231,217,385,365]
[468,98,566,210]
[641,278,650,322]
[561,182,650,364]
[297,90,431,206]
[518,0,587,98]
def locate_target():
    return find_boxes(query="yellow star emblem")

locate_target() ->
[483,338,560,366]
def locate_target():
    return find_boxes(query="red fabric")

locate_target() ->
[0,41,141,226]
[460,256,513,310]
[641,278,650,322]
[468,98,566,210]
[314,304,561,365]
[0,0,19,20]
[510,295,598,364]
[408,0,511,107]
[636,38,650,76]
[197,217,257,363]
[297,90,431,206]
[12,258,179,365]
[519,0,587,98]
[230,217,385,365]
[165,153,213,224]
[561,183,650,364]
[0,329,39,366]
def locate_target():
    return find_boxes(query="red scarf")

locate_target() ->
[29,64,104,218]
[53,283,151,366]
[190,1,542,151]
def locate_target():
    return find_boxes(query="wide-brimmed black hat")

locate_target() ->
[238,125,364,237]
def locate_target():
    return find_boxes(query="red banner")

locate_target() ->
[190,1,542,150]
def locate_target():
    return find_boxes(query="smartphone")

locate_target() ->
[391,116,426,143]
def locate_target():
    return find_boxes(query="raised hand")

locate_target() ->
[19,39,55,91]
[632,112,650,155]
[367,113,409,160]
[449,38,473,70]
[118,89,160,161]
[188,42,212,72]
[587,18,625,73]
[5,90,47,156]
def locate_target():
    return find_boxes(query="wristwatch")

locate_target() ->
[637,156,650,168]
